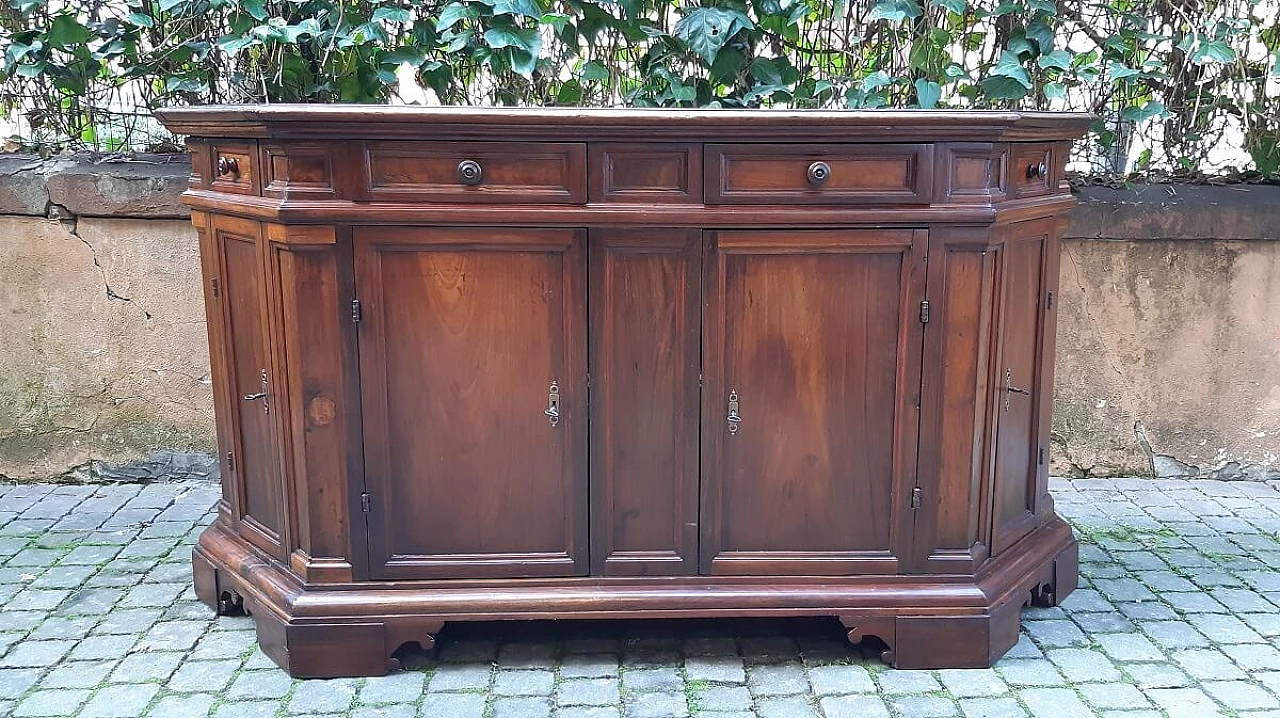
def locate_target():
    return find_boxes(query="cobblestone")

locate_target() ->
[0,478,1272,717]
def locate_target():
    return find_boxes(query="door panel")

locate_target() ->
[991,218,1052,554]
[355,227,587,579]
[209,215,288,559]
[590,229,701,576]
[701,229,926,575]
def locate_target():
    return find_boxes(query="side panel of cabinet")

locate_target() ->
[265,224,365,583]
[208,214,289,560]
[589,228,701,576]
[990,216,1056,555]
[914,226,1001,573]
[355,226,588,579]
[701,229,926,576]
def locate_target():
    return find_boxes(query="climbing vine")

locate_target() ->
[2,0,1278,175]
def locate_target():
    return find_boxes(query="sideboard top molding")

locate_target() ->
[156,106,1094,143]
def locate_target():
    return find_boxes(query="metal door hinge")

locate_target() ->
[910,487,923,510]
[211,277,220,299]
[919,300,930,324]
[351,299,362,323]
[1039,447,1046,465]
[225,451,235,472]
[360,493,371,513]
[1046,290,1055,311]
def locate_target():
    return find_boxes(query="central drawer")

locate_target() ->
[706,143,933,204]
[360,141,587,203]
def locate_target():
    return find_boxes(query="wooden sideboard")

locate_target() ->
[155,106,1092,678]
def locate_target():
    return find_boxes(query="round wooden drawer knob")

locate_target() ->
[458,159,484,186]
[1027,161,1048,179]
[807,161,832,187]
[216,156,240,177]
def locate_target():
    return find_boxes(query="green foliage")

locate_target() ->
[1,0,1278,175]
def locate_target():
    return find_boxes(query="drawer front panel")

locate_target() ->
[589,143,701,203]
[210,143,260,195]
[706,144,933,204]
[362,142,586,203]
[1009,143,1054,197]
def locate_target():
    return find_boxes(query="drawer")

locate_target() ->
[209,143,259,195]
[362,141,586,203]
[706,144,933,204]
[1009,143,1055,198]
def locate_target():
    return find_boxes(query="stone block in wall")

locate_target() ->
[0,153,189,219]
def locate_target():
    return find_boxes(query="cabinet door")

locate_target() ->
[355,227,588,580]
[990,217,1056,554]
[207,214,289,560]
[701,229,926,576]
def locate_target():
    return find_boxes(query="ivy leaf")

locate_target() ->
[674,7,753,64]
[1027,0,1056,15]
[862,69,895,91]
[931,0,966,13]
[126,12,155,27]
[240,0,267,20]
[376,68,399,85]
[1037,50,1071,70]
[1121,100,1167,122]
[981,75,1029,99]
[436,3,477,31]
[990,50,1031,88]
[868,0,922,23]
[580,60,610,81]
[914,79,941,108]
[493,0,541,18]
[1191,40,1235,65]
[45,14,93,47]
[1044,81,1066,101]
[217,34,257,52]
[508,47,538,76]
[483,25,541,56]
[1026,18,1053,51]
[372,7,411,23]
[981,51,1030,99]
[1107,64,1139,81]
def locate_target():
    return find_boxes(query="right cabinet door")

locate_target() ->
[990,216,1057,554]
[700,229,926,575]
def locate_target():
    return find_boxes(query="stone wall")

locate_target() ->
[0,155,1276,482]
[1056,185,1280,480]
[0,155,215,482]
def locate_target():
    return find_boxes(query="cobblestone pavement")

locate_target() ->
[0,478,1278,718]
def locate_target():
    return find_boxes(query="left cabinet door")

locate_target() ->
[355,227,589,580]
[204,214,289,560]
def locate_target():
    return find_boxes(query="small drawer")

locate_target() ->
[209,143,259,195]
[706,143,933,204]
[1009,144,1055,198]
[362,141,586,203]
[589,143,701,203]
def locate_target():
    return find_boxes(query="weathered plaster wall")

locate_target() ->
[1054,185,1280,480]
[0,156,1276,481]
[0,155,214,481]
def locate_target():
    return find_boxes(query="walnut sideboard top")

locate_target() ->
[156,106,1092,679]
